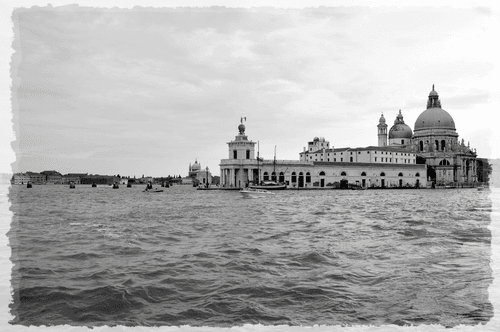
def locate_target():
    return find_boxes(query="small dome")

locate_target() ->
[191,160,201,171]
[389,123,413,139]
[379,113,386,124]
[313,137,319,141]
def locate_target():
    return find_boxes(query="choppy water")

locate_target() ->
[7,184,494,327]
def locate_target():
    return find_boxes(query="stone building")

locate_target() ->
[378,85,478,185]
[219,119,426,189]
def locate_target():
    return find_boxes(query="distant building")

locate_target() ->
[184,159,213,186]
[40,170,63,184]
[80,175,119,185]
[63,173,88,184]
[11,173,30,185]
[26,171,44,184]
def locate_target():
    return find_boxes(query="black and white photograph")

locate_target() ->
[1,1,499,331]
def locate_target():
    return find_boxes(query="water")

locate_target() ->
[6,184,494,327]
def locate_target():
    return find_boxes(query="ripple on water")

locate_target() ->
[7,185,494,327]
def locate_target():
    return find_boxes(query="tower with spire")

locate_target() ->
[377,113,388,147]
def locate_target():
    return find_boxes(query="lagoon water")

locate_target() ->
[7,184,494,327]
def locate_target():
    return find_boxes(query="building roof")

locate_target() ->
[301,146,415,154]
[414,86,456,131]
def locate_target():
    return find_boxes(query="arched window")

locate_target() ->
[341,171,347,176]
[279,172,285,183]
[380,172,386,176]
[263,171,269,180]
[291,172,296,182]
[306,172,311,183]
[319,171,325,176]
[361,172,366,176]
[415,173,420,177]
[271,171,276,182]
[350,157,353,162]
[441,140,446,150]
[435,140,439,151]
[439,159,450,166]
[398,172,403,176]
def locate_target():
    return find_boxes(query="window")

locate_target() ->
[341,171,347,176]
[341,158,343,162]
[306,172,311,183]
[441,140,446,150]
[319,171,325,176]
[233,150,237,159]
[263,172,269,180]
[246,150,250,159]
[380,172,385,176]
[334,158,336,162]
[350,157,353,162]
[375,157,377,162]
[415,173,420,177]
[401,139,404,144]
[419,141,423,151]
[398,172,403,176]
[361,172,366,176]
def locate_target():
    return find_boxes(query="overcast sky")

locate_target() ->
[1,1,499,178]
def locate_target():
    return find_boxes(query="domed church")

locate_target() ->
[379,85,477,185]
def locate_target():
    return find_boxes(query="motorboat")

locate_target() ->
[143,189,164,193]
[240,187,275,197]
[249,181,287,190]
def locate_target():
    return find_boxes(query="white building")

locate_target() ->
[219,120,426,189]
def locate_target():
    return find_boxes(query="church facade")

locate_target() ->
[219,86,477,189]
[377,85,477,185]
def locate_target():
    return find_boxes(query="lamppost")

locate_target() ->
[205,167,209,188]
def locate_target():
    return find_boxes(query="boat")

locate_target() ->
[112,183,119,189]
[26,182,32,188]
[249,181,287,190]
[143,189,164,193]
[240,188,275,197]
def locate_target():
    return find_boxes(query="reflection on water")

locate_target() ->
[7,184,494,327]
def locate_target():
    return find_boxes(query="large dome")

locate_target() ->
[389,123,413,139]
[414,108,455,131]
[414,86,455,131]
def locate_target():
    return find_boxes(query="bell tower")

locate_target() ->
[377,113,388,147]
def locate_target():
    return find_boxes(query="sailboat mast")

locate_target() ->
[257,141,260,184]
[274,145,276,182]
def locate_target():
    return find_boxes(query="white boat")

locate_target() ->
[249,181,287,190]
[240,188,275,197]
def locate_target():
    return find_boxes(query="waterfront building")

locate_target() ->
[80,174,119,185]
[379,86,478,185]
[26,171,45,184]
[219,86,481,189]
[219,120,426,189]
[11,172,31,185]
[184,159,213,186]
[40,170,63,184]
[63,173,88,184]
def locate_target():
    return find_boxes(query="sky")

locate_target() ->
[1,0,500,178]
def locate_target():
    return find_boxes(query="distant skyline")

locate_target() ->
[2,1,500,178]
